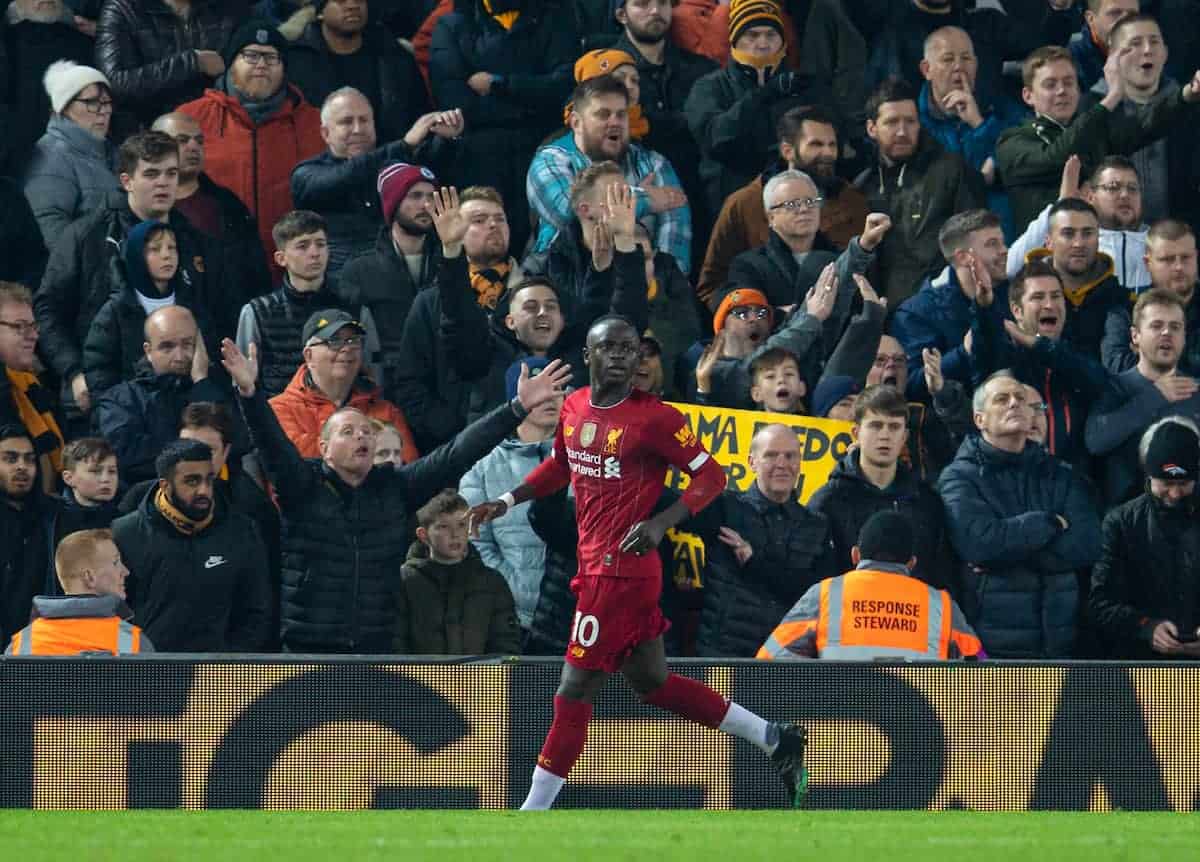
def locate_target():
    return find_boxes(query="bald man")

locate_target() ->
[152,112,270,306]
[94,306,234,485]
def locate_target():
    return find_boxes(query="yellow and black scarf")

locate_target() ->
[470,260,511,309]
[483,0,520,30]
[154,485,214,536]
[6,368,63,493]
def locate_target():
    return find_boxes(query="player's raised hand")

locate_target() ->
[516,358,572,410]
[220,339,258,397]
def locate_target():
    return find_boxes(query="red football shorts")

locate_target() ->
[565,574,670,673]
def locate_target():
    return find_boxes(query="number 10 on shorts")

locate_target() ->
[571,612,600,647]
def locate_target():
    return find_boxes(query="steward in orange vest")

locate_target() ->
[757,510,983,661]
[6,594,151,655]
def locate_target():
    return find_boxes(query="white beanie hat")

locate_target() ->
[44,60,111,114]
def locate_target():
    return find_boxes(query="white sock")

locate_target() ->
[520,765,566,810]
[718,702,777,755]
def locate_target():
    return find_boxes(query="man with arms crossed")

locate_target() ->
[471,311,808,810]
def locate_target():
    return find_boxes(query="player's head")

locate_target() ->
[584,314,640,390]
[851,510,916,570]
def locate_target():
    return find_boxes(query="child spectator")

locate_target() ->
[53,438,121,585]
[371,419,406,467]
[393,488,520,656]
[749,347,806,414]
[83,220,215,397]
[236,210,382,398]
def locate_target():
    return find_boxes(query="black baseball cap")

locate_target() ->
[302,309,365,345]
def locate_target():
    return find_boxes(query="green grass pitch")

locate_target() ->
[1,810,1198,861]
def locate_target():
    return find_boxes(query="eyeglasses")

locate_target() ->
[72,96,114,115]
[239,50,282,67]
[770,197,824,212]
[0,320,38,337]
[320,335,364,351]
[729,307,770,321]
[1094,182,1140,196]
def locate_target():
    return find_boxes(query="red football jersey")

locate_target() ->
[525,387,714,579]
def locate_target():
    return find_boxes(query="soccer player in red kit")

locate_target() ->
[471,314,810,811]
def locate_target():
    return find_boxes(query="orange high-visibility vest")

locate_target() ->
[758,568,983,661]
[7,616,146,656]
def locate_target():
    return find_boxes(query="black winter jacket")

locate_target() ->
[183,173,272,316]
[237,381,528,652]
[726,229,843,309]
[937,434,1102,658]
[693,484,839,658]
[1089,492,1200,659]
[93,360,230,485]
[337,227,441,398]
[286,21,429,145]
[685,60,834,214]
[44,488,120,594]
[855,134,985,307]
[34,192,224,401]
[429,0,574,133]
[394,541,520,655]
[0,177,48,289]
[95,0,236,126]
[82,256,216,397]
[807,449,954,593]
[0,492,54,647]
[112,487,271,652]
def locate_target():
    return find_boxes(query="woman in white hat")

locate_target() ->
[23,60,121,245]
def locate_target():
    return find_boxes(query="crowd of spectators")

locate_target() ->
[4,0,1200,662]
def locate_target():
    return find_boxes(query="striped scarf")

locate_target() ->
[6,368,63,494]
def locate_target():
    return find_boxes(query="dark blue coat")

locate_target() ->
[937,434,1101,658]
[891,265,1009,401]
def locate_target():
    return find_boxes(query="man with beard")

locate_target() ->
[111,438,271,652]
[1007,197,1127,360]
[893,209,1011,401]
[856,77,985,307]
[1087,289,1200,505]
[0,426,53,648]
[338,162,446,396]
[285,0,430,145]
[291,87,464,274]
[611,0,715,251]
[916,26,1026,238]
[152,112,271,302]
[1103,219,1200,373]
[177,21,324,276]
[939,370,1101,658]
[94,306,232,486]
[1089,416,1200,658]
[393,186,528,452]
[528,74,691,274]
[971,259,1110,471]
[698,106,871,310]
[1009,156,1150,295]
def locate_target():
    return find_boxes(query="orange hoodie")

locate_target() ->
[268,365,419,462]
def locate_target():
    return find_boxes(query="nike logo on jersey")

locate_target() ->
[204,555,227,569]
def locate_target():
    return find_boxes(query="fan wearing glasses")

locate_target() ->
[267,308,417,461]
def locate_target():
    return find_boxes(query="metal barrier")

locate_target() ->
[1,657,1195,810]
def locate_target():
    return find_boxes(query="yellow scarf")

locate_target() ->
[6,368,63,493]
[730,47,787,73]
[470,260,511,309]
[483,0,520,29]
[154,485,214,536]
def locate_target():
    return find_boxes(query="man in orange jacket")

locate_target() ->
[6,528,151,655]
[757,510,983,661]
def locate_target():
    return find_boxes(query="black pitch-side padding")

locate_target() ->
[0,658,1195,810]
